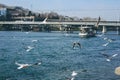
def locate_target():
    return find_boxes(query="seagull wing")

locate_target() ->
[77,43,81,48]
[71,71,78,77]
[15,62,23,66]
[112,54,118,57]
[17,66,24,69]
[100,53,110,58]
[71,77,75,80]
[73,43,75,48]
[33,62,41,66]
[103,42,109,46]
[110,54,118,59]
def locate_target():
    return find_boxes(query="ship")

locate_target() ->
[79,17,101,38]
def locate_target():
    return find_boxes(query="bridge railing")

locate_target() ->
[0,21,120,26]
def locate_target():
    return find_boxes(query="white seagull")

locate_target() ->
[102,42,109,47]
[100,52,118,62]
[15,62,32,69]
[26,46,34,52]
[15,62,41,69]
[42,17,47,24]
[73,42,82,49]
[71,71,78,77]
[32,40,38,42]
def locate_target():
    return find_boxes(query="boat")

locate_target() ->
[79,17,101,38]
[79,26,96,38]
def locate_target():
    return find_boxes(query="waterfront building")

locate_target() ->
[0,8,7,16]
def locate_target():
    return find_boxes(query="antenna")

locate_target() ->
[95,16,101,27]
[30,4,33,11]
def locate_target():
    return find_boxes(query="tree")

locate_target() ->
[27,11,32,16]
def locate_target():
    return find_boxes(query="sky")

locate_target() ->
[0,0,120,21]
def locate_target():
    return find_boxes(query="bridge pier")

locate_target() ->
[64,26,73,33]
[102,26,107,34]
[59,25,64,31]
[117,27,120,35]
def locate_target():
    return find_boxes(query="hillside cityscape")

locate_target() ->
[0,4,101,31]
[0,1,120,80]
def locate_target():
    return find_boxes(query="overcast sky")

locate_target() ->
[1,0,120,21]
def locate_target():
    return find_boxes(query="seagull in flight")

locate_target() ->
[42,17,47,24]
[73,42,82,49]
[15,62,41,69]
[26,46,34,52]
[103,37,115,43]
[66,70,87,80]
[71,71,78,77]
[32,40,38,42]
[102,42,109,46]
[69,71,78,80]
[100,52,118,62]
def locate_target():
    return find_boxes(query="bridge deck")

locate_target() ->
[0,21,120,27]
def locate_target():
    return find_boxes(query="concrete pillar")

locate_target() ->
[102,26,107,34]
[117,27,120,35]
[20,26,23,31]
[66,27,73,33]
[59,25,63,31]
[68,27,71,31]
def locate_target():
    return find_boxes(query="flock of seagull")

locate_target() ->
[14,32,120,80]
[71,34,120,79]
[15,61,41,70]
[72,34,118,62]
[98,34,120,76]
[98,34,118,62]
[15,32,42,70]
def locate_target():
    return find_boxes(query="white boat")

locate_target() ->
[79,17,101,38]
[79,26,96,37]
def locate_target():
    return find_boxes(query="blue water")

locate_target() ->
[0,31,120,80]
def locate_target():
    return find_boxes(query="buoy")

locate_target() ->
[115,66,120,75]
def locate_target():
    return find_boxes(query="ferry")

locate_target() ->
[79,26,96,37]
[79,17,101,38]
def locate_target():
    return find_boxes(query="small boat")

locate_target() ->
[79,17,101,38]
[79,26,96,38]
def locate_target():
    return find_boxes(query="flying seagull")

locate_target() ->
[102,42,109,47]
[26,46,34,52]
[15,62,41,69]
[100,52,118,62]
[73,42,82,49]
[71,71,78,77]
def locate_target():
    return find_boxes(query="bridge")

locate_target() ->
[0,21,120,34]
[0,21,120,26]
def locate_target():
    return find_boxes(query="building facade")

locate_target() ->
[0,8,7,16]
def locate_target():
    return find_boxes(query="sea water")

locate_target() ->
[0,31,120,80]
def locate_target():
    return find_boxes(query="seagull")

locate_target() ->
[26,46,34,52]
[102,42,109,46]
[15,62,41,70]
[32,40,38,42]
[15,62,32,69]
[25,32,29,34]
[73,42,82,49]
[71,77,75,80]
[42,17,47,24]
[33,62,41,65]
[66,71,77,80]
[71,71,78,77]
[65,33,69,36]
[103,37,108,40]
[100,52,118,62]
[67,70,87,80]
[97,34,102,37]
[103,37,114,42]
[107,39,113,42]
